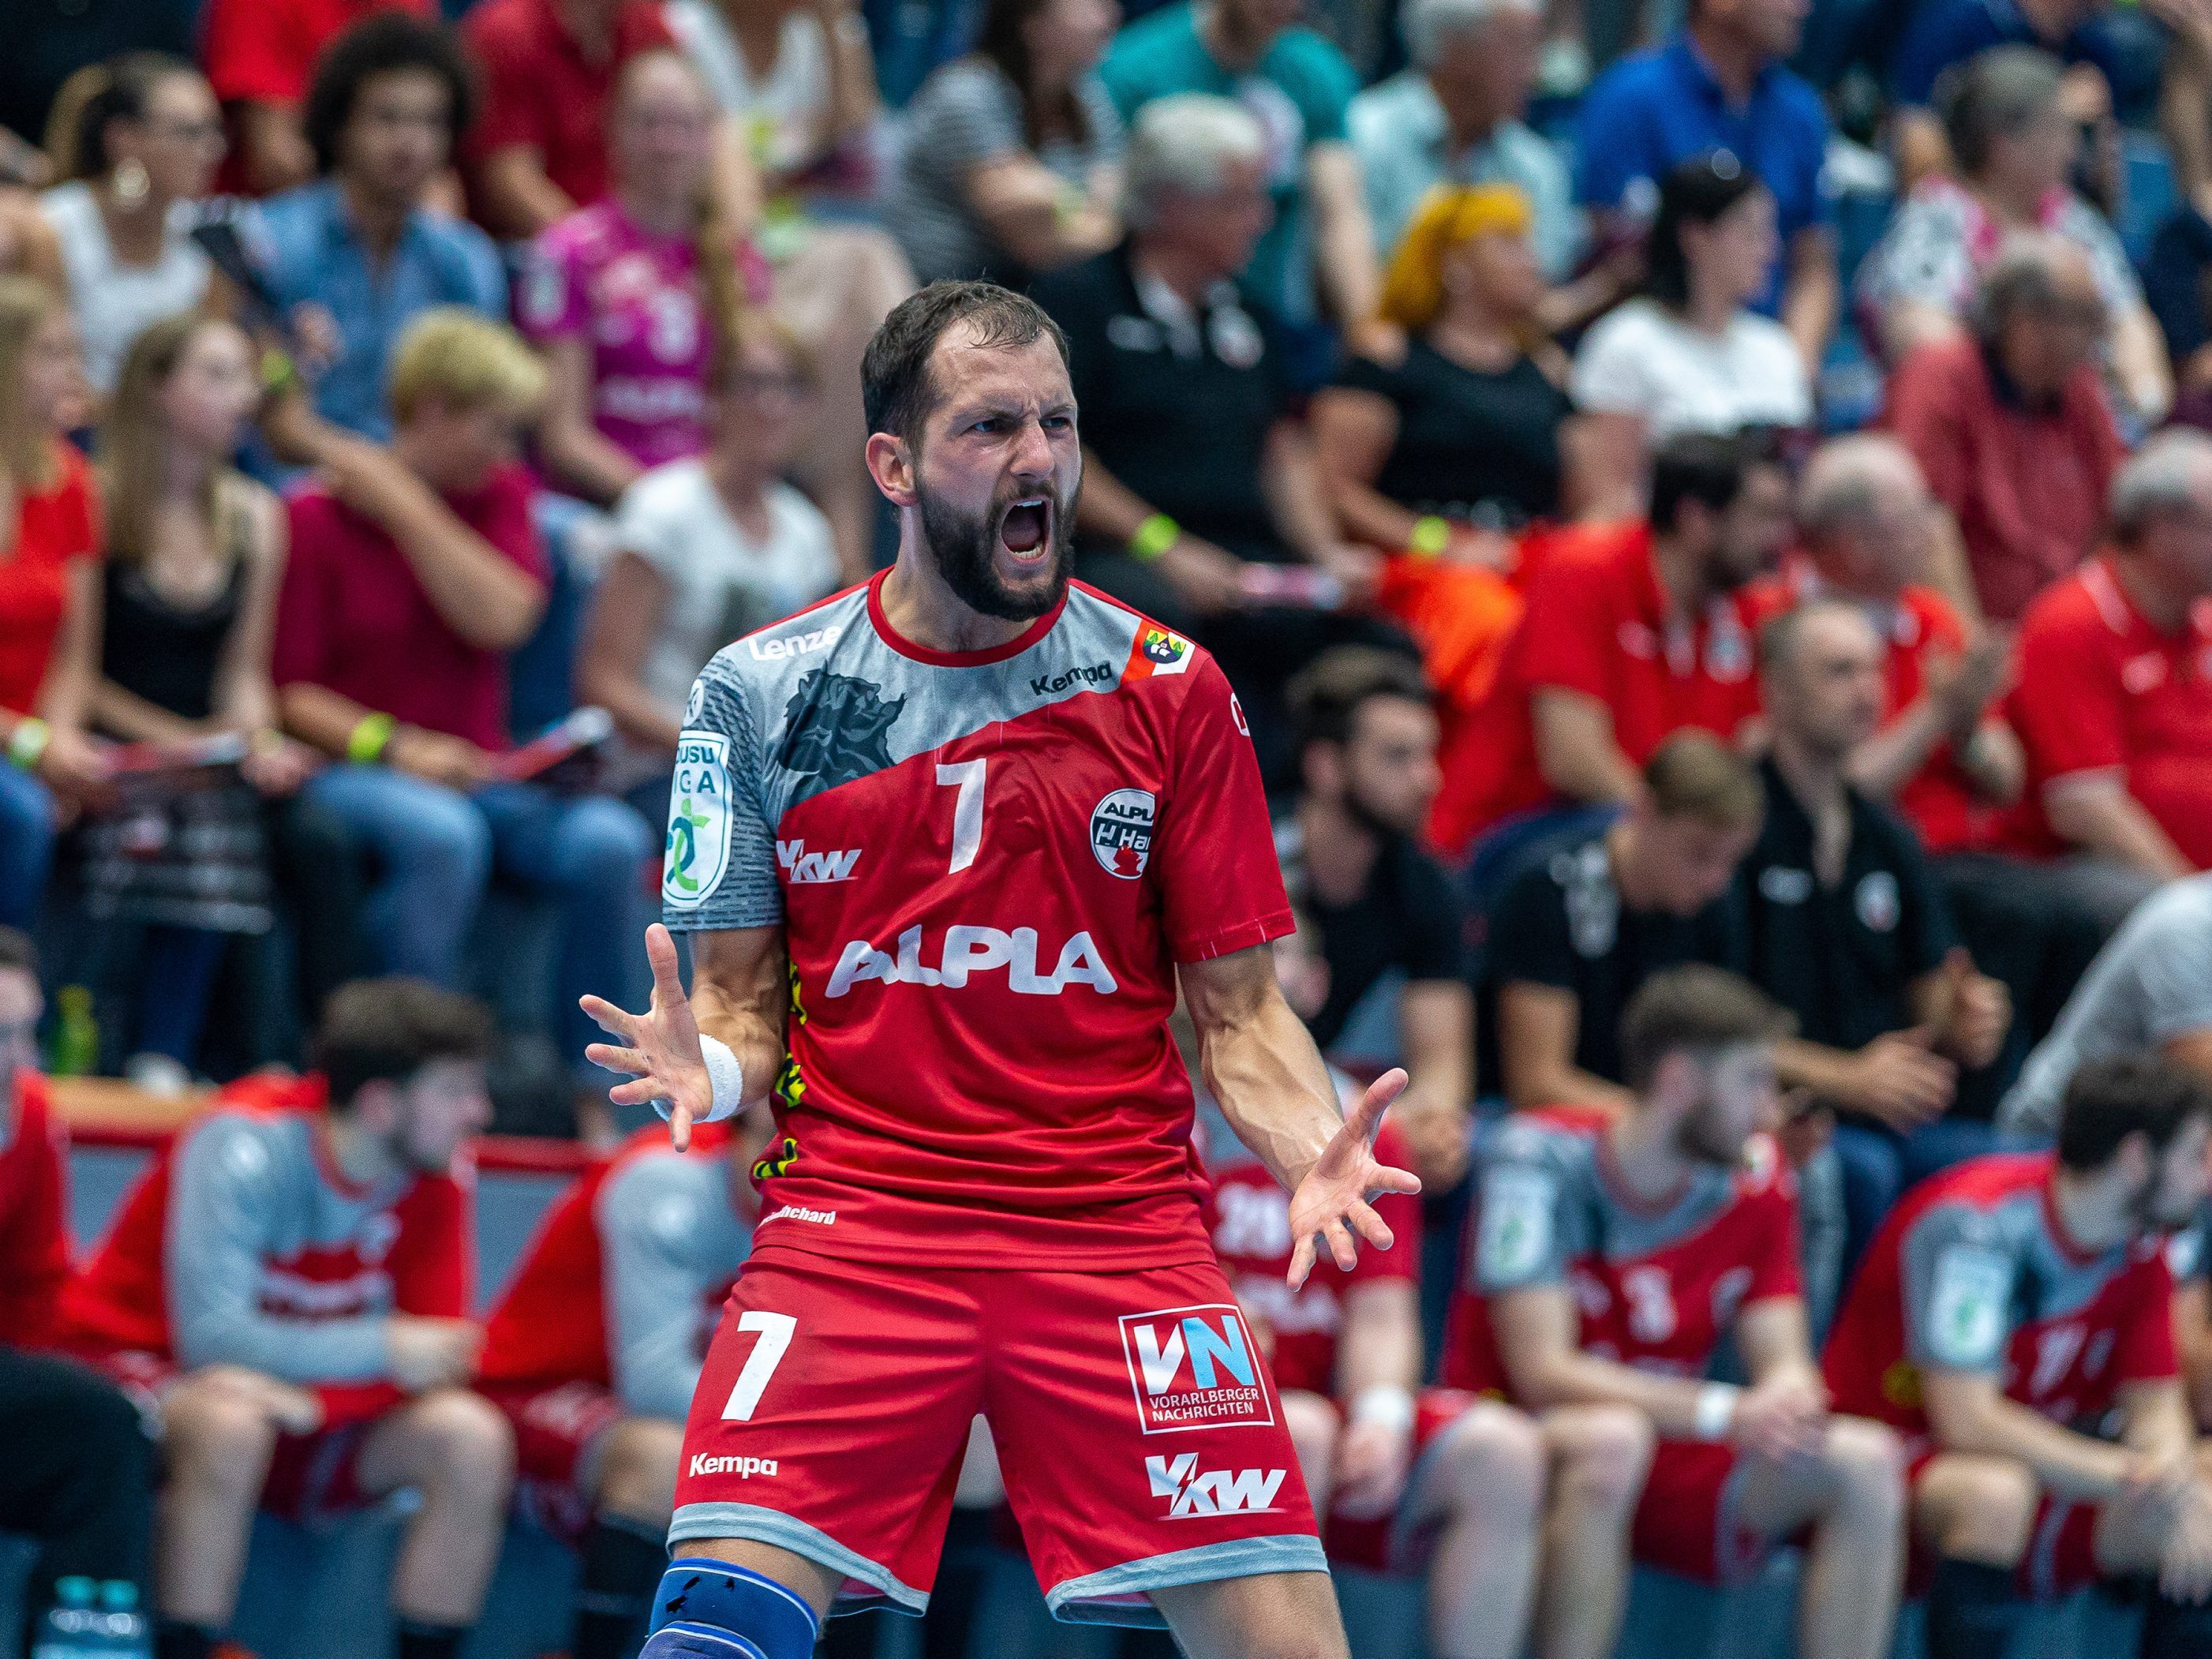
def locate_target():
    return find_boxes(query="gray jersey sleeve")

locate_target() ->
[601,1154,743,1421]
[1471,1122,1587,1294]
[662,662,781,932]
[1899,1201,2019,1375]
[2131,903,2212,1043]
[165,1117,390,1381]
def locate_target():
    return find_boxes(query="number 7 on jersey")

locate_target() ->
[937,759,987,874]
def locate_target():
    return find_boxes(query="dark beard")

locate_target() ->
[918,482,1073,622]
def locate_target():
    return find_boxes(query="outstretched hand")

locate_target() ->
[1286,1068,1423,1290]
[582,923,711,1148]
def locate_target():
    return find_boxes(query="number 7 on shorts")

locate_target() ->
[721,1311,796,1421]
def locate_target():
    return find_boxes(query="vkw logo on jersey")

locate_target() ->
[1091,788,1157,879]
[1145,1454,1288,1518]
[778,839,861,884]
[1120,1304,1274,1434]
[664,733,731,908]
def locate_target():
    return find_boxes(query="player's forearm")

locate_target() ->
[2046,782,2193,878]
[686,928,792,1109]
[2122,1382,2200,1465]
[1509,1343,1709,1439]
[1930,1386,2137,1501]
[1196,979,1345,1195]
[1335,1284,1421,1400]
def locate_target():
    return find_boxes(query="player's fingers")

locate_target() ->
[584,1042,648,1076]
[1367,1159,1424,1197]
[1346,1198,1396,1253]
[1323,1216,1359,1271]
[1286,1234,1316,1290]
[608,1077,672,1107]
[1350,1069,1410,1139]
[668,1100,695,1152]
[645,923,686,999]
[580,994,641,1043]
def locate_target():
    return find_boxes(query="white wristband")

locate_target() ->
[1351,1384,1416,1435]
[654,1035,744,1125]
[1691,1382,1741,1443]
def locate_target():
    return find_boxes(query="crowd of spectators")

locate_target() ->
[16,0,2212,1653]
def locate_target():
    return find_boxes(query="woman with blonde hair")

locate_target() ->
[1312,183,1581,568]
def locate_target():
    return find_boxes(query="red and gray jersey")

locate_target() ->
[1825,1154,2180,1439]
[661,572,1291,1270]
[1442,1109,1802,1395]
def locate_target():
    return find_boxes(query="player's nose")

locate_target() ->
[1007,414,1056,481]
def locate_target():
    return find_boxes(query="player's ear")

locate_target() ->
[866,431,919,507]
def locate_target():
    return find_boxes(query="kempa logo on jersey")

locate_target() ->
[748,623,842,662]
[824,925,1118,998]
[777,840,861,883]
[1145,1455,1289,1518]
[1031,661,1112,697]
[687,1455,778,1479]
[1091,788,1156,878]
[1120,1304,1275,1433]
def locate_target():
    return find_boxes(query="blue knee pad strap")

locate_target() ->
[641,1559,821,1659]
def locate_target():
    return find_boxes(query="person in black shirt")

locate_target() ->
[1486,731,1758,1114]
[1731,597,2012,1271]
[1312,182,1580,564]
[1277,646,1473,1189]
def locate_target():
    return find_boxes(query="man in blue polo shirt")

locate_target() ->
[1575,0,1836,376]
[247,13,507,452]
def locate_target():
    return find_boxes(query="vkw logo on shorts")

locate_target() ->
[1145,1454,1288,1518]
[1120,1304,1275,1434]
[1091,788,1157,879]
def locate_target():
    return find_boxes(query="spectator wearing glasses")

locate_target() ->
[36,55,223,399]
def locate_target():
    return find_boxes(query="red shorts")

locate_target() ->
[1630,1440,1771,1586]
[672,1249,1324,1627]
[1905,1444,2101,1599]
[485,1380,627,1543]
[1321,1387,1484,1573]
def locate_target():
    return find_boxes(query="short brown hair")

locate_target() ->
[1643,732,1765,830]
[1620,965,1795,1092]
[2057,1053,2212,1172]
[860,280,1069,446]
[1286,645,1432,760]
[311,979,493,1108]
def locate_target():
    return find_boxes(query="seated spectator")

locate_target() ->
[1487,731,1758,1114]
[0,278,106,931]
[1883,234,2124,624]
[2145,200,2212,402]
[578,316,840,822]
[0,926,158,1659]
[1432,431,1790,858]
[2180,1203,2212,1429]
[1825,1054,2212,1659]
[198,0,440,197]
[1574,0,1836,371]
[1100,0,1383,339]
[477,1118,762,1659]
[36,55,221,398]
[58,979,514,1659]
[2001,873,2212,1139]
[462,0,677,240]
[273,309,654,1110]
[668,0,880,198]
[887,0,1125,287]
[1452,967,1907,1659]
[249,13,506,452]
[51,317,315,1088]
[1570,153,1812,515]
[1313,183,1581,558]
[1736,598,2012,1271]
[0,185,62,290]
[1858,47,2169,427]
[2005,429,2212,893]
[1277,647,1471,1186]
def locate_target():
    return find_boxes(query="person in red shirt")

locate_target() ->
[58,979,508,1659]
[1453,966,1907,1659]
[2006,429,2212,908]
[1824,1054,2212,1659]
[462,0,677,238]
[0,927,65,1350]
[274,308,654,1111]
[1882,235,2126,627]
[1432,429,1792,861]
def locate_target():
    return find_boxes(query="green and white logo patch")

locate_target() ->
[664,731,732,908]
[1924,1244,2013,1371]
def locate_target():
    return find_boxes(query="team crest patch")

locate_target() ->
[1126,626,1195,680]
[664,732,732,908]
[777,668,906,803]
[1091,788,1157,878]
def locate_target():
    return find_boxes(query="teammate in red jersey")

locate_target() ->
[584,282,1420,1659]
[477,1119,762,1659]
[58,981,512,1659]
[1451,966,1906,1659]
[1824,1054,2212,1659]
[0,929,66,1350]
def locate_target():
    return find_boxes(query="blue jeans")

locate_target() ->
[1832,1114,2005,1294]
[0,763,56,931]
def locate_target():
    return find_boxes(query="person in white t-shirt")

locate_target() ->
[666,0,877,196]
[1571,152,1812,519]
[578,315,840,815]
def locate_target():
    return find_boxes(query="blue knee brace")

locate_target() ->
[639,1559,822,1659]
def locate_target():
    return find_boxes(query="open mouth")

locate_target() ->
[997,497,1053,565]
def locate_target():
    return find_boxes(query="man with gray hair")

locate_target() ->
[1885,232,2126,624]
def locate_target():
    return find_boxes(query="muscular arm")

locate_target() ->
[1531,687,1640,806]
[1736,1295,1822,1396]
[1180,943,1346,1196]
[2120,1376,2201,1464]
[1335,1278,1421,1402]
[1495,982,1632,1115]
[1492,1281,1713,1437]
[683,926,792,1131]
[1920,1366,2144,1502]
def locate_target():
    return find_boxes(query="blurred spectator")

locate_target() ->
[2000,872,2212,1139]
[0,187,63,291]
[1349,0,1580,285]
[1313,183,1580,557]
[1574,0,1837,373]
[272,310,653,1104]
[36,56,221,398]
[0,278,103,931]
[198,0,439,198]
[462,0,678,240]
[1485,731,1757,1113]
[1100,0,1383,339]
[0,929,64,1344]
[58,979,511,1659]
[1858,47,2169,426]
[888,0,1125,287]
[578,316,840,819]
[2143,200,2212,398]
[57,318,315,1088]
[1882,234,2124,625]
[2005,429,2212,891]
[249,13,505,452]
[668,0,881,198]
[1737,598,2011,1272]
[1570,153,1812,518]
[1276,647,1471,1188]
